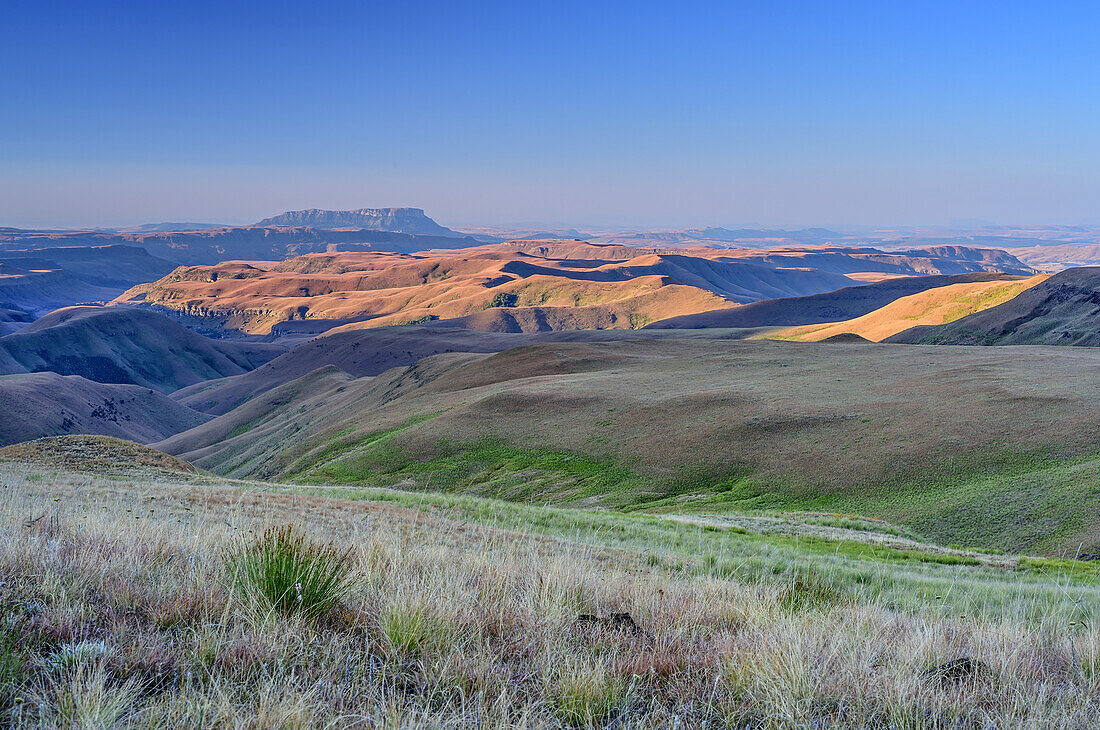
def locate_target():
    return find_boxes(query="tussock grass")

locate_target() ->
[228,524,354,621]
[1,465,1100,727]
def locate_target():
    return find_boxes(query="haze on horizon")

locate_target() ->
[3,0,1100,230]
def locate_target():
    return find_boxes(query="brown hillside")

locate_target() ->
[117,244,859,335]
[765,274,1049,342]
[116,241,1032,336]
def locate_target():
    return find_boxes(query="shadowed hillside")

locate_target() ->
[0,245,177,320]
[888,266,1100,345]
[0,373,209,445]
[0,225,488,265]
[172,326,746,415]
[0,306,283,391]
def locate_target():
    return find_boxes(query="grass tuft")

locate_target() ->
[547,657,631,727]
[776,571,846,612]
[228,524,355,621]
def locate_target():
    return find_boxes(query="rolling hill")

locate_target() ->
[171,325,744,416]
[158,337,1100,555]
[888,266,1100,345]
[0,372,209,445]
[0,306,283,391]
[764,274,1049,342]
[116,241,1033,336]
[117,244,858,335]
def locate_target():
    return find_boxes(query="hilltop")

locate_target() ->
[0,434,197,476]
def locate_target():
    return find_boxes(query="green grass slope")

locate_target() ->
[158,338,1100,555]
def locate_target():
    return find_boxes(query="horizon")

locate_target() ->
[5,1,1100,229]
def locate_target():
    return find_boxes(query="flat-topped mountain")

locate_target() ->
[255,207,464,236]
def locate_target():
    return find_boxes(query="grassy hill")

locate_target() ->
[0,373,210,445]
[171,325,746,416]
[764,274,1048,342]
[888,266,1100,345]
[158,338,1100,555]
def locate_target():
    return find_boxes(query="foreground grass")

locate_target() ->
[1,465,1099,727]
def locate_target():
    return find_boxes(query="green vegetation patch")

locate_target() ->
[296,434,646,504]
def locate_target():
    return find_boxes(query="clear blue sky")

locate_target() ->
[3,1,1099,229]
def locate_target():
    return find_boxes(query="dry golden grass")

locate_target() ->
[1,463,1098,728]
[765,274,1049,342]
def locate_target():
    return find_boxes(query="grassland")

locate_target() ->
[0,450,1098,728]
[165,339,1100,557]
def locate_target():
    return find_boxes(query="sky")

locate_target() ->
[3,1,1100,229]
